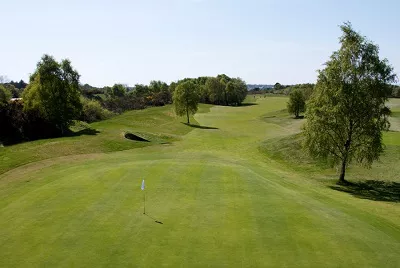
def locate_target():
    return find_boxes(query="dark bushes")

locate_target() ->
[102,95,146,114]
[0,101,60,145]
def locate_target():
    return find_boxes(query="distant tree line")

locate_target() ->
[0,77,28,98]
[81,74,248,110]
[250,82,400,99]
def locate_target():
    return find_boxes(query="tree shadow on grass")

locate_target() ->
[329,180,400,203]
[235,103,258,107]
[67,128,100,137]
[293,115,305,119]
[183,123,219,130]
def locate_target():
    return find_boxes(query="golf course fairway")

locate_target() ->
[0,97,399,267]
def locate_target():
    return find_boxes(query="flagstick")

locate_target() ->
[141,179,145,215]
[143,190,146,214]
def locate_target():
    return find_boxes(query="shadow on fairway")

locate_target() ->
[145,213,164,224]
[329,180,400,203]
[68,128,100,137]
[182,123,219,130]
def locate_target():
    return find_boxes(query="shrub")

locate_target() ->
[80,97,114,123]
[102,95,145,113]
[287,89,305,118]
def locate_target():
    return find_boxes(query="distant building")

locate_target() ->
[10,98,22,102]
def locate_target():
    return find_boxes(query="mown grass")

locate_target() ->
[0,96,399,267]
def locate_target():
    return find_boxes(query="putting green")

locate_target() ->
[0,97,399,267]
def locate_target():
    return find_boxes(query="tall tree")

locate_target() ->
[303,23,396,184]
[287,89,305,118]
[173,80,199,124]
[22,55,82,134]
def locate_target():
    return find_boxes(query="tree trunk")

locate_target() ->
[339,158,347,184]
[186,95,190,124]
[339,141,351,184]
[338,121,353,184]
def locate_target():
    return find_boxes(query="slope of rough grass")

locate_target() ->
[260,99,400,183]
[0,105,210,175]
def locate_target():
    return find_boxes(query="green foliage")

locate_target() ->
[198,84,209,103]
[233,78,248,104]
[149,80,169,93]
[132,84,149,98]
[283,84,315,100]
[149,80,171,105]
[205,77,225,105]
[22,55,82,133]
[287,89,305,118]
[102,82,172,113]
[303,22,397,183]
[173,80,200,124]
[0,85,11,106]
[4,84,23,98]
[169,82,177,94]
[225,78,248,106]
[106,84,127,98]
[274,82,283,90]
[126,82,173,107]
[6,79,27,90]
[176,74,247,106]
[80,97,114,123]
[0,80,27,99]
[216,74,232,84]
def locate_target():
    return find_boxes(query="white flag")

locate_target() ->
[141,179,145,191]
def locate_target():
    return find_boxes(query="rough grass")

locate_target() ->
[260,99,400,183]
[0,97,399,267]
[0,105,210,175]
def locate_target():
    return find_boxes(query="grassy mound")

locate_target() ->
[0,104,212,175]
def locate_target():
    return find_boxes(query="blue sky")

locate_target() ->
[1,0,399,86]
